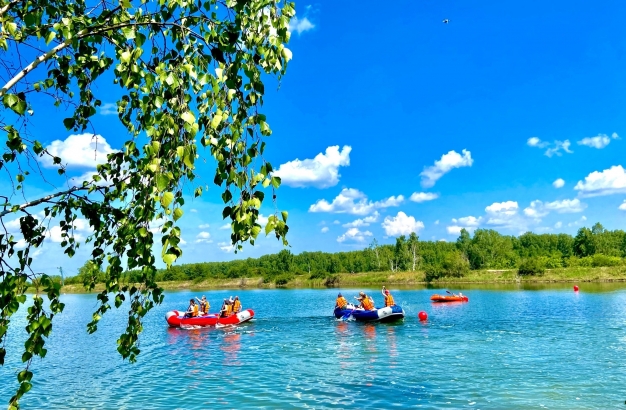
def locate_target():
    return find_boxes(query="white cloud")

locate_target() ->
[333,220,340,224]
[258,214,269,225]
[574,165,626,197]
[309,188,403,215]
[289,16,315,34]
[619,200,626,211]
[218,241,234,252]
[190,209,198,213]
[381,212,424,236]
[577,132,619,149]
[544,198,586,213]
[523,200,549,218]
[342,211,379,228]
[434,220,440,225]
[545,140,573,157]
[484,201,524,229]
[47,218,91,243]
[554,221,562,229]
[99,103,117,116]
[321,227,329,233]
[446,215,480,235]
[527,137,548,148]
[198,224,210,229]
[195,231,212,243]
[219,223,231,230]
[553,178,565,188]
[420,149,473,188]
[409,192,439,203]
[486,201,519,216]
[568,216,587,227]
[179,237,187,245]
[274,145,351,188]
[337,227,372,243]
[41,134,117,168]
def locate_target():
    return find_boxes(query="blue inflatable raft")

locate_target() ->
[334,303,405,322]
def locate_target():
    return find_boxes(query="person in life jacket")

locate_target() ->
[195,295,210,314]
[220,298,233,318]
[381,286,395,307]
[232,296,242,314]
[355,291,375,311]
[335,293,348,309]
[184,299,199,318]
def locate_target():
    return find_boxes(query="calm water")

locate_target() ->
[2,284,626,409]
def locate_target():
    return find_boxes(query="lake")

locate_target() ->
[2,284,625,409]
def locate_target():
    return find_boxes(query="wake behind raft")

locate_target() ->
[333,303,405,322]
[165,309,254,328]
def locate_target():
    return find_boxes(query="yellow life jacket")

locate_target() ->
[192,304,199,317]
[201,301,209,314]
[223,303,233,317]
[233,300,241,313]
[361,297,374,311]
[384,294,395,307]
[336,296,348,309]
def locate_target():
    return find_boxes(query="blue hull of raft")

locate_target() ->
[334,305,405,322]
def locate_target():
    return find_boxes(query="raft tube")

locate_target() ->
[430,294,469,302]
[334,304,404,322]
[165,309,254,327]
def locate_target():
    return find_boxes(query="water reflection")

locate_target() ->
[221,331,241,367]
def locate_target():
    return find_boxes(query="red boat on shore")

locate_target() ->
[165,309,254,327]
[430,294,469,303]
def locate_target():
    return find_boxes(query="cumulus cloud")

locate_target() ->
[41,134,117,168]
[274,145,351,188]
[528,137,573,157]
[195,231,212,243]
[381,212,424,236]
[99,103,118,116]
[218,241,234,252]
[553,178,565,188]
[219,223,231,230]
[321,227,329,233]
[409,192,439,203]
[337,227,372,243]
[554,221,562,229]
[289,16,315,34]
[568,216,587,227]
[577,132,619,149]
[446,215,481,235]
[343,212,379,228]
[198,224,210,229]
[574,165,626,197]
[47,218,92,243]
[524,198,586,217]
[309,188,403,215]
[523,200,549,218]
[420,149,473,188]
[619,200,626,211]
[484,201,525,229]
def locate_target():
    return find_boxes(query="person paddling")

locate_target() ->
[355,291,375,311]
[381,286,395,307]
[195,295,210,314]
[335,293,348,309]
[220,298,233,318]
[184,299,199,318]
[232,296,242,314]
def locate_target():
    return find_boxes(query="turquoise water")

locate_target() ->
[2,285,626,409]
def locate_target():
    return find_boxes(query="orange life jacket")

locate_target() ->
[233,300,241,313]
[361,297,374,311]
[200,301,209,314]
[222,303,233,317]
[192,304,199,317]
[384,294,395,307]
[336,296,348,309]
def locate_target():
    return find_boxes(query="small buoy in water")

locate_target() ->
[574,285,579,292]
[418,311,428,321]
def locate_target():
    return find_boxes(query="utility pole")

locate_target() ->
[57,266,64,286]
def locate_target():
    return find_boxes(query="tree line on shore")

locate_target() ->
[61,222,626,287]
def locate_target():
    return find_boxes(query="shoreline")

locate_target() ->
[56,266,626,293]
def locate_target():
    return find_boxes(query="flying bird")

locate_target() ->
[442,19,450,24]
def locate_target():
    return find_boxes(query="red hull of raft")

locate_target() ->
[165,309,254,327]
[430,294,469,303]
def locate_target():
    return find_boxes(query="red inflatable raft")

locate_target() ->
[165,309,254,327]
[430,294,469,302]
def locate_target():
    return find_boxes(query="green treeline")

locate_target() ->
[63,222,626,286]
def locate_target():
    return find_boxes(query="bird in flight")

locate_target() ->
[442,19,450,24]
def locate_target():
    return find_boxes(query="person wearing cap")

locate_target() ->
[232,296,242,314]
[195,295,210,314]
[220,298,233,318]
[354,291,375,311]
[335,293,348,309]
[381,286,395,307]
[184,299,199,318]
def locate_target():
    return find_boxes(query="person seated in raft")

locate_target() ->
[381,286,395,307]
[232,296,242,314]
[335,293,348,309]
[184,299,199,318]
[220,298,233,318]
[354,291,375,311]
[195,295,210,315]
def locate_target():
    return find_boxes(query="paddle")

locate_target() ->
[445,290,458,297]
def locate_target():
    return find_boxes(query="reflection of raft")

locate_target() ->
[430,294,469,302]
[333,304,404,322]
[165,309,254,327]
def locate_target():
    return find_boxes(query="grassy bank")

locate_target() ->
[57,266,626,293]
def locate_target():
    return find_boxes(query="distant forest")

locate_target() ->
[64,222,626,286]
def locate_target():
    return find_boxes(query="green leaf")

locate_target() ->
[271,176,281,188]
[176,146,184,159]
[156,174,169,191]
[63,117,75,130]
[45,31,56,45]
[163,253,176,266]
[121,26,135,40]
[173,208,183,221]
[160,192,174,208]
[181,111,195,124]
[281,211,288,222]
[138,227,148,237]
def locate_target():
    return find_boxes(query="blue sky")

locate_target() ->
[4,0,626,274]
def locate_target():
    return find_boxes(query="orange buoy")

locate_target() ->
[418,311,428,321]
[574,285,579,292]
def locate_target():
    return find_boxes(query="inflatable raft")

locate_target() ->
[334,303,405,322]
[165,309,254,328]
[430,294,469,302]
